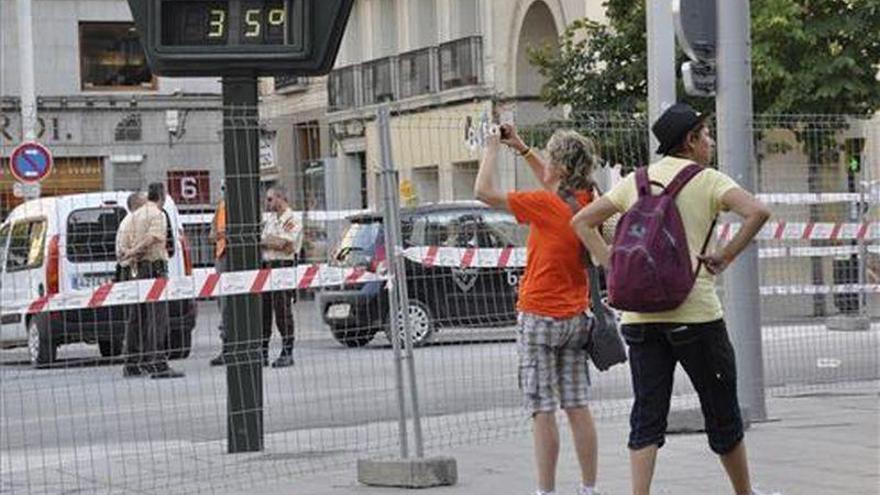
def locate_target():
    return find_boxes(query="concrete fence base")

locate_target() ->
[357,457,458,488]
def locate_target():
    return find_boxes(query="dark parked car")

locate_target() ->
[319,202,527,347]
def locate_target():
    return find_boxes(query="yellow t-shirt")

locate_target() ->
[605,157,739,324]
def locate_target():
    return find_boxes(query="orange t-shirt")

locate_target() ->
[508,189,592,318]
[214,200,227,259]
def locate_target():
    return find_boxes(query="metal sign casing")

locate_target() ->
[126,0,355,76]
[673,0,717,63]
[9,141,53,184]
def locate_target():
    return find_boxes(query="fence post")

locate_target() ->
[377,106,426,459]
[222,76,264,453]
[357,105,456,488]
[716,0,767,421]
[376,104,410,460]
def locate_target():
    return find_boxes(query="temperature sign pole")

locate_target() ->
[127,0,354,454]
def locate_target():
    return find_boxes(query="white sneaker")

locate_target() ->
[752,489,783,495]
[576,486,601,495]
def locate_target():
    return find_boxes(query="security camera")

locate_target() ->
[166,110,180,134]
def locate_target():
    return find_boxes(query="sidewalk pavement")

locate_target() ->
[253,383,879,495]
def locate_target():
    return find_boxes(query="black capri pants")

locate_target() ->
[621,319,744,455]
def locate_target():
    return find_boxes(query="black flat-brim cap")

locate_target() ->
[652,103,712,155]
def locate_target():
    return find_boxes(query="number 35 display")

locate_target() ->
[161,0,298,46]
[126,0,354,76]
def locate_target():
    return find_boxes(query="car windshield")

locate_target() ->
[333,221,382,268]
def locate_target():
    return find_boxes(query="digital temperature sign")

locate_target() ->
[160,1,297,47]
[126,0,354,76]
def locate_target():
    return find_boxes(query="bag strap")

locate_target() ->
[663,163,704,198]
[694,215,718,279]
[634,167,651,198]
[648,163,715,279]
[559,189,603,306]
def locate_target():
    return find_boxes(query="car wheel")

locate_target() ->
[385,300,435,347]
[167,329,193,360]
[98,338,124,358]
[28,316,57,367]
[331,326,377,348]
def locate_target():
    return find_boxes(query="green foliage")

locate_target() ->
[529,0,880,116]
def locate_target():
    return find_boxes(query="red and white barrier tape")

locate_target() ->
[9,219,877,314]
[402,223,876,269]
[759,284,879,296]
[756,192,875,205]
[720,222,876,242]
[21,264,381,315]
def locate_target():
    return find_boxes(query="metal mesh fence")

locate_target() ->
[0,104,877,494]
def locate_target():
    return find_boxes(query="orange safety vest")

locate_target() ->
[214,200,227,259]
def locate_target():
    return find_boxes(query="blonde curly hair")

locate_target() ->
[545,129,598,192]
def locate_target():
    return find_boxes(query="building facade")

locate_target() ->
[259,0,602,210]
[0,0,225,227]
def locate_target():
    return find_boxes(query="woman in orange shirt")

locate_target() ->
[475,124,601,495]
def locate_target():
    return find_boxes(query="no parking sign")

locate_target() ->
[9,141,53,184]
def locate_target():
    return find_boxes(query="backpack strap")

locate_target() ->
[558,189,604,306]
[635,167,652,197]
[664,163,704,198]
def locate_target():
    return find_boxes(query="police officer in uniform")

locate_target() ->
[261,186,302,368]
[123,182,184,379]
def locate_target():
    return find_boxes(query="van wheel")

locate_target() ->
[98,338,124,358]
[385,300,435,347]
[28,317,57,367]
[331,326,377,348]
[168,329,192,360]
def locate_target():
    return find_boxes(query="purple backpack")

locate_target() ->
[607,164,716,312]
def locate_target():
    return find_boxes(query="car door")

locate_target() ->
[1,219,47,341]
[471,210,527,325]
[415,210,486,326]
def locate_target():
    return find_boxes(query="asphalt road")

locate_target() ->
[1,300,877,494]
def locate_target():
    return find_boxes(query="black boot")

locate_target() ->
[271,340,294,368]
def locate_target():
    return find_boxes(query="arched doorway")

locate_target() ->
[514,1,560,98]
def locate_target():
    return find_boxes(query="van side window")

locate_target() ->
[6,219,47,271]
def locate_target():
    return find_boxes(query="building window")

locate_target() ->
[452,161,478,200]
[328,66,358,111]
[363,57,395,105]
[399,48,435,99]
[412,166,440,204]
[80,22,154,90]
[439,36,482,91]
[274,75,308,92]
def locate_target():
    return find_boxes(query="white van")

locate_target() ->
[0,192,197,366]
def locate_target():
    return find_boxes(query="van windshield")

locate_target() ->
[333,221,382,268]
[66,207,177,263]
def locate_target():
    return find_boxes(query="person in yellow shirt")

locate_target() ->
[572,104,772,495]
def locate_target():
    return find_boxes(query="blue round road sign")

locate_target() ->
[9,141,53,184]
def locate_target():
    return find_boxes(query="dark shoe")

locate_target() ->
[150,363,185,379]
[209,354,226,366]
[123,364,145,378]
[262,356,269,367]
[271,354,294,368]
